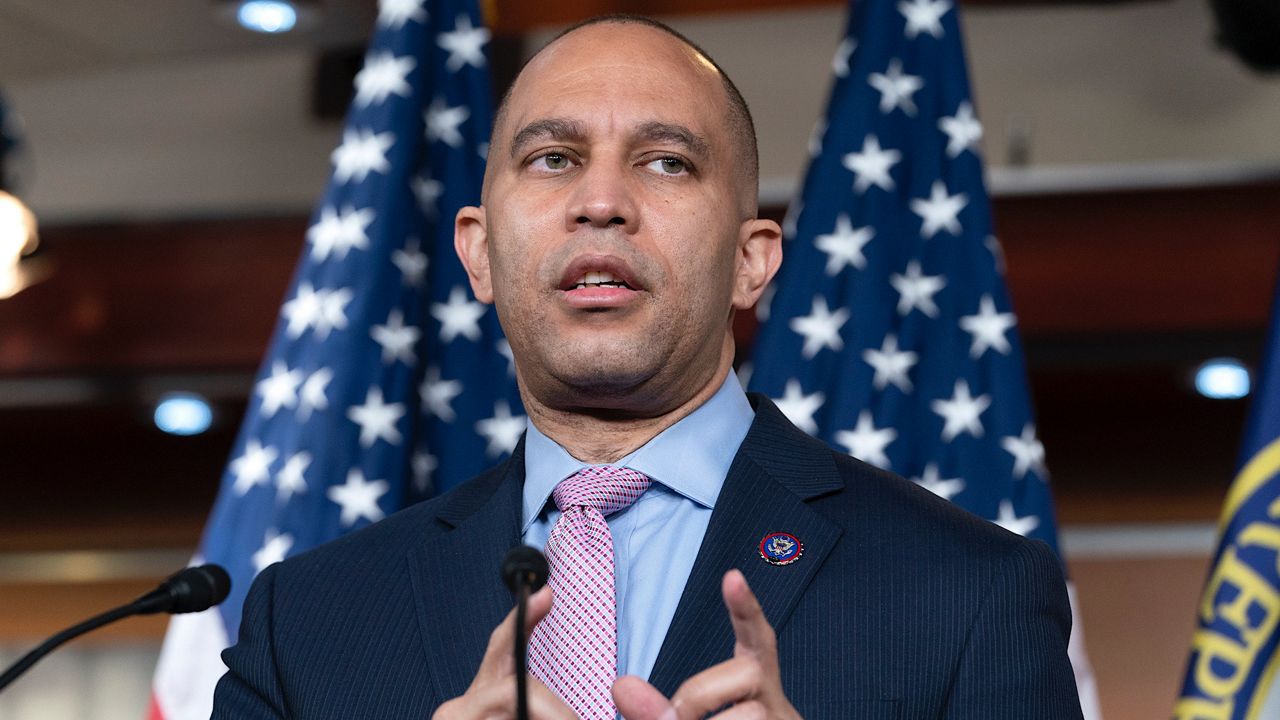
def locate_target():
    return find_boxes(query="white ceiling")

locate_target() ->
[0,0,373,83]
[2,0,1280,222]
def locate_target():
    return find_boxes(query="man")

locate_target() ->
[214,16,1083,719]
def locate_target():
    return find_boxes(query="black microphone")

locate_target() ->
[0,563,231,692]
[502,546,548,720]
[502,545,549,595]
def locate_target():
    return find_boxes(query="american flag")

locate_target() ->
[149,1,520,717]
[745,0,1099,715]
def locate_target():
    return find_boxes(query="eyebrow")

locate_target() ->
[507,118,711,161]
[635,121,710,160]
[509,118,587,159]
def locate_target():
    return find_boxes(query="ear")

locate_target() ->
[454,205,494,304]
[731,217,783,311]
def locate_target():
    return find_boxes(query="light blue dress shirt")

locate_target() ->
[521,370,755,682]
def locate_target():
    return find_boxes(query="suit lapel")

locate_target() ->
[409,444,525,704]
[648,397,845,696]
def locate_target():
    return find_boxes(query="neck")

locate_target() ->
[522,342,736,464]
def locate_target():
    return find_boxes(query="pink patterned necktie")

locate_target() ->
[528,465,651,720]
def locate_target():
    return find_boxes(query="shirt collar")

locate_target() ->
[521,370,755,532]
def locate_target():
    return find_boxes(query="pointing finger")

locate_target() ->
[721,570,776,659]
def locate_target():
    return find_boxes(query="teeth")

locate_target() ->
[572,270,625,289]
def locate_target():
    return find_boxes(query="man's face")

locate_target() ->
[456,23,778,414]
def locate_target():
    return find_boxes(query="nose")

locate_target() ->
[564,159,638,233]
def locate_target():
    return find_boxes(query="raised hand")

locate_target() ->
[433,587,578,720]
[612,570,801,720]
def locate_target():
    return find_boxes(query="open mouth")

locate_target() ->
[557,255,645,295]
[569,271,635,291]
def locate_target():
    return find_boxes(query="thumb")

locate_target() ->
[613,675,675,720]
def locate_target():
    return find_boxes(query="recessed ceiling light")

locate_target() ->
[1194,358,1251,400]
[154,392,215,435]
[236,0,299,34]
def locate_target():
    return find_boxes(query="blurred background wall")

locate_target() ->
[1,0,1278,717]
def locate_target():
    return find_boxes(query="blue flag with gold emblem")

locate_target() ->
[1177,264,1280,719]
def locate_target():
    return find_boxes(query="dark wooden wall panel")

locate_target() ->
[0,218,305,376]
[996,184,1280,336]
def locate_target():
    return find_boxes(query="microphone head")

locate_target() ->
[501,546,548,594]
[164,564,232,614]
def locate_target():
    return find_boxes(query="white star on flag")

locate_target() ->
[377,0,426,29]
[252,530,294,574]
[842,135,902,193]
[298,368,333,420]
[959,294,1016,358]
[835,410,897,469]
[230,440,278,496]
[317,287,354,339]
[425,98,470,148]
[782,200,804,241]
[772,379,824,435]
[412,175,444,218]
[438,14,490,71]
[985,235,1007,275]
[371,308,421,365]
[327,469,389,527]
[912,463,965,500]
[863,334,918,392]
[993,500,1039,537]
[832,38,856,78]
[307,205,375,262]
[910,181,968,239]
[420,366,463,422]
[815,214,874,275]
[331,128,395,184]
[476,401,526,457]
[353,51,415,107]
[890,261,946,318]
[432,285,485,342]
[275,451,311,504]
[790,295,851,359]
[497,339,516,376]
[1001,423,1047,479]
[939,101,982,158]
[347,386,406,448]
[392,238,428,287]
[808,121,826,158]
[898,0,951,39]
[931,379,992,441]
[256,361,302,418]
[868,59,924,116]
[281,282,322,339]
[412,451,438,495]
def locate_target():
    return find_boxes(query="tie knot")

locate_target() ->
[553,466,651,516]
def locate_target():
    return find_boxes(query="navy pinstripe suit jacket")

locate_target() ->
[213,395,1083,719]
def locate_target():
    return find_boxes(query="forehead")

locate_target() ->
[499,24,731,146]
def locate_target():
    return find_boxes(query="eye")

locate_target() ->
[646,156,689,176]
[529,152,575,172]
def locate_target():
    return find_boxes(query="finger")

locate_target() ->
[459,673,577,720]
[613,675,675,720]
[475,586,553,683]
[669,656,763,720]
[708,700,768,720]
[526,676,581,720]
[721,570,776,658]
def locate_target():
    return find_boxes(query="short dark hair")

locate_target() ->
[491,14,760,191]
